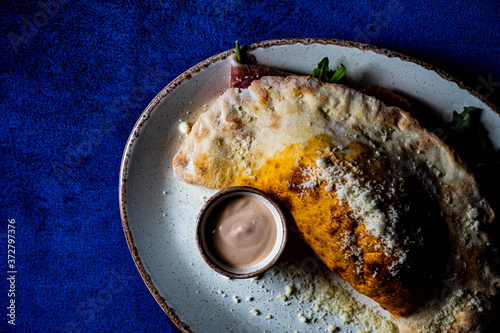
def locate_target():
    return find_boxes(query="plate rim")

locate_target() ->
[118,37,500,333]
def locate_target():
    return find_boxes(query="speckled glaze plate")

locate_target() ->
[119,38,500,333]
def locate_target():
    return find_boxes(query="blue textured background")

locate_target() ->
[1,0,499,332]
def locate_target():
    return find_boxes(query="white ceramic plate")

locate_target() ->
[119,38,500,333]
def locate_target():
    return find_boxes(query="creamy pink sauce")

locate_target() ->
[208,196,277,267]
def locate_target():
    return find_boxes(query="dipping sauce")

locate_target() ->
[208,196,277,267]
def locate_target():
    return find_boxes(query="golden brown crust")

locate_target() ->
[236,137,448,317]
[173,75,500,332]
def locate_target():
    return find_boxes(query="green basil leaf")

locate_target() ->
[312,57,346,83]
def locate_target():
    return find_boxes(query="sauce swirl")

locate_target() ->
[208,196,277,267]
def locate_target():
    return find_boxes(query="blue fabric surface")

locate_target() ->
[0,0,499,332]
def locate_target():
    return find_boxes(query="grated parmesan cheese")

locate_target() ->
[315,156,328,168]
[178,121,191,134]
[285,284,294,297]
[467,207,479,220]
[298,313,309,323]
[249,308,260,315]
[295,153,401,256]
[335,173,388,237]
